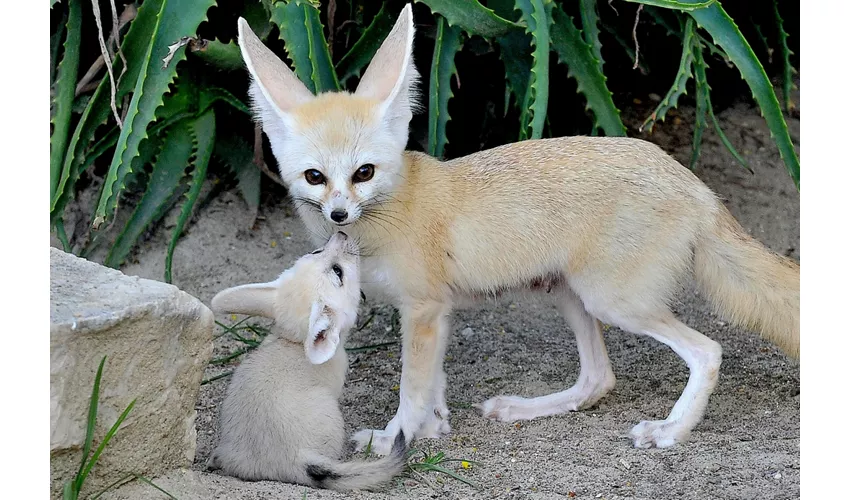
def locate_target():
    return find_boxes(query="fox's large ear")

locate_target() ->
[237,17,313,121]
[305,300,342,365]
[354,4,419,139]
[210,280,280,319]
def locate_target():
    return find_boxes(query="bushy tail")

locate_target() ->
[304,431,408,491]
[694,205,799,358]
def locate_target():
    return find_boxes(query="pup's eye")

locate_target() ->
[331,264,344,282]
[304,169,326,185]
[310,248,323,255]
[352,164,375,183]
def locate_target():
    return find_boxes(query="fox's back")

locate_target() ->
[396,137,720,296]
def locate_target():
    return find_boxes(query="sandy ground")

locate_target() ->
[99,89,800,500]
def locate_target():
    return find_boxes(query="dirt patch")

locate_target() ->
[102,88,800,500]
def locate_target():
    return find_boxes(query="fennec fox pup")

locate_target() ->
[236,4,799,450]
[208,232,406,490]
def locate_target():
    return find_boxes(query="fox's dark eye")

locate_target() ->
[352,164,375,183]
[304,169,326,185]
[310,248,323,255]
[332,264,344,282]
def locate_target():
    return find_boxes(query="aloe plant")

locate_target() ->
[49,0,798,282]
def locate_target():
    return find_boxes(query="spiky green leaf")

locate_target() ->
[579,0,604,72]
[627,0,799,187]
[624,0,717,11]
[773,0,796,114]
[193,39,244,71]
[50,0,81,208]
[214,136,261,215]
[414,0,521,38]
[551,5,626,136]
[105,120,194,269]
[428,17,463,158]
[271,0,340,94]
[640,17,696,133]
[51,0,169,225]
[690,39,709,169]
[166,109,216,283]
[336,2,395,85]
[92,0,216,229]
[516,0,552,140]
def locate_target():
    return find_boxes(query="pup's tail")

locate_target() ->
[304,431,408,491]
[694,204,800,358]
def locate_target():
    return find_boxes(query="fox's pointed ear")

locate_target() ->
[305,301,342,365]
[354,4,419,139]
[237,17,313,119]
[210,279,281,319]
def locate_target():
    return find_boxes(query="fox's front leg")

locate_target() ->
[352,300,451,455]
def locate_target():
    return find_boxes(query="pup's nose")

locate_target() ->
[330,210,348,223]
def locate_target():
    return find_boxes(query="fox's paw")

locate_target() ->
[351,429,399,456]
[629,420,691,449]
[418,406,452,439]
[475,395,533,422]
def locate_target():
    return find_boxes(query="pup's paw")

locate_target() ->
[475,395,530,422]
[351,428,399,456]
[629,420,690,449]
[418,407,452,439]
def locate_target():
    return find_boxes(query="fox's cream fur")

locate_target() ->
[236,4,800,450]
[208,232,407,490]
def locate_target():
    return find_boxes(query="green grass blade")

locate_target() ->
[428,17,463,158]
[516,0,552,140]
[75,355,107,489]
[709,106,751,173]
[78,399,137,488]
[773,0,796,114]
[165,109,216,283]
[551,5,626,136]
[624,0,717,11]
[51,0,168,224]
[92,0,216,230]
[336,2,395,85]
[63,479,76,500]
[629,0,799,187]
[50,0,81,208]
[690,39,709,169]
[105,120,194,268]
[579,0,604,72]
[271,0,340,94]
[640,17,696,133]
[414,0,521,38]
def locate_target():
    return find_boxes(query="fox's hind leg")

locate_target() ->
[478,286,616,421]
[612,313,722,448]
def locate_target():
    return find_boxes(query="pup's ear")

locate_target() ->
[210,280,280,319]
[354,4,419,141]
[237,17,313,120]
[305,300,342,365]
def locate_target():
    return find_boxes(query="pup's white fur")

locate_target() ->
[235,4,800,451]
[208,232,406,490]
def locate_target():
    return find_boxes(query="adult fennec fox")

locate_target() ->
[208,232,406,490]
[235,4,799,450]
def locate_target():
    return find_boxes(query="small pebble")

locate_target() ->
[461,327,475,339]
[773,472,782,479]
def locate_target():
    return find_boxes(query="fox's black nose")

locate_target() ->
[330,210,348,223]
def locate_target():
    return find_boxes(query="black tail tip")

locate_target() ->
[392,430,408,456]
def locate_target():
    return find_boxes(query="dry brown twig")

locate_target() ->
[632,5,644,70]
[253,125,286,187]
[75,3,136,97]
[89,0,123,128]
